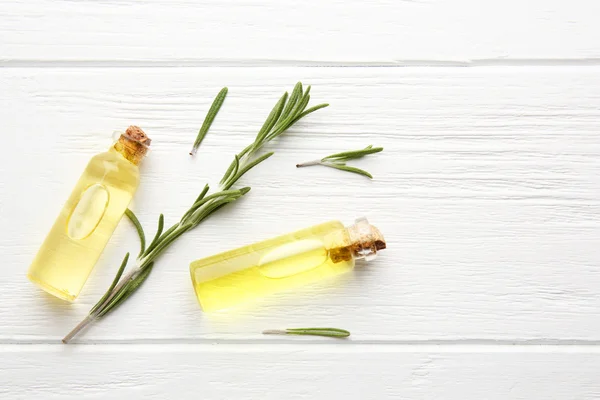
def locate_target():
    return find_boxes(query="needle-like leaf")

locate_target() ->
[222,152,274,189]
[190,87,228,156]
[124,209,145,257]
[90,253,130,315]
[143,214,164,257]
[195,184,210,203]
[323,145,383,162]
[97,262,155,318]
[263,327,350,338]
[254,92,288,148]
[289,103,329,126]
[279,83,302,121]
[327,163,374,179]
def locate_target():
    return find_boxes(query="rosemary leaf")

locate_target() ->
[222,152,274,190]
[254,92,288,148]
[180,185,210,224]
[278,82,302,121]
[287,327,351,338]
[97,262,155,318]
[221,154,240,189]
[90,253,130,314]
[124,209,145,257]
[189,196,240,227]
[299,85,311,109]
[285,84,308,120]
[263,327,350,338]
[157,223,179,244]
[185,188,251,224]
[186,189,250,227]
[219,142,254,186]
[143,214,164,257]
[289,103,329,126]
[294,93,311,122]
[142,226,189,262]
[268,91,307,140]
[190,87,228,156]
[195,184,210,203]
[323,145,383,161]
[238,186,251,196]
[231,155,240,181]
[327,163,373,179]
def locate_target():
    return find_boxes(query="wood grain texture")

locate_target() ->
[1,0,600,64]
[3,2,600,394]
[2,345,600,399]
[1,67,599,343]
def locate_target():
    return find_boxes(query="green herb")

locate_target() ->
[190,87,228,156]
[124,209,145,257]
[62,82,328,343]
[296,145,383,178]
[219,82,328,189]
[263,327,350,338]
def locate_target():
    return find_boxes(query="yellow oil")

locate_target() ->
[190,221,355,311]
[27,147,140,301]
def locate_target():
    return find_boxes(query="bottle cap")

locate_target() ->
[327,217,386,263]
[113,126,151,164]
[347,217,386,261]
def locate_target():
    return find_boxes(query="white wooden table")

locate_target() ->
[2,1,600,398]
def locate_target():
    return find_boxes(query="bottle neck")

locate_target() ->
[325,218,386,263]
[112,133,150,165]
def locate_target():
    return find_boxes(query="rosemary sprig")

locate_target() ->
[190,87,228,156]
[220,82,328,189]
[263,327,350,338]
[296,145,383,179]
[62,82,328,343]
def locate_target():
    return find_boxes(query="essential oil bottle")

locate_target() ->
[27,126,151,301]
[190,217,386,311]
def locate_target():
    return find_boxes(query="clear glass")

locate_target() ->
[27,145,141,301]
[190,218,385,311]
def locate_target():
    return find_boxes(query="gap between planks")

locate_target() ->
[2,58,600,68]
[4,339,600,350]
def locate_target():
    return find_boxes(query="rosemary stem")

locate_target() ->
[61,314,96,344]
[64,219,187,343]
[262,329,288,335]
[296,159,322,168]
[62,267,140,343]
[141,225,188,263]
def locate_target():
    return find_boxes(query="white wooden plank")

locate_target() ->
[2,345,600,399]
[1,67,599,341]
[1,0,599,63]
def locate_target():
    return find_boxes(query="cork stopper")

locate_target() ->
[113,126,151,165]
[327,217,386,263]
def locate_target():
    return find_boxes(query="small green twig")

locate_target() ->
[263,327,350,338]
[296,145,383,179]
[219,82,329,189]
[190,87,228,156]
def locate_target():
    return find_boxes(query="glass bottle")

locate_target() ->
[190,217,386,311]
[27,126,151,301]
